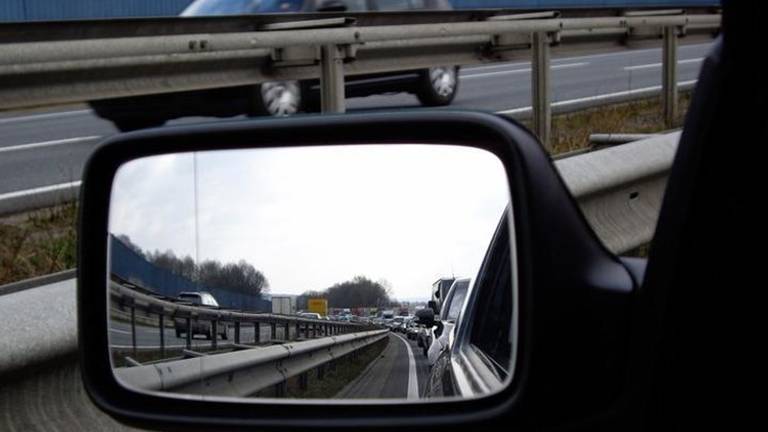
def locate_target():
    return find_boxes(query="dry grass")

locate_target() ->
[547,93,691,155]
[0,203,77,285]
[518,93,692,155]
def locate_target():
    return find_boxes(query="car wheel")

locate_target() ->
[253,81,302,116]
[112,117,166,132]
[415,66,459,107]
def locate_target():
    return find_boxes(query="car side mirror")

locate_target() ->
[427,300,439,315]
[415,308,436,327]
[78,109,638,430]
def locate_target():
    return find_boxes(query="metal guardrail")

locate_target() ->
[0,180,81,217]
[115,328,389,397]
[555,132,680,253]
[0,10,719,150]
[110,281,368,357]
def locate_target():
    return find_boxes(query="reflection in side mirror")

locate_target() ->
[107,144,512,403]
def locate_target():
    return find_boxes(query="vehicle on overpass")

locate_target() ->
[88,0,460,131]
[298,312,323,320]
[173,291,230,340]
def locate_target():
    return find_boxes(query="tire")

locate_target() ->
[112,117,166,132]
[415,66,459,107]
[252,81,303,116]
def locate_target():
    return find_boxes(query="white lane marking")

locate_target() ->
[495,79,698,115]
[0,135,101,154]
[463,62,588,79]
[463,63,527,73]
[392,332,418,400]
[0,180,81,202]
[109,328,131,335]
[0,109,92,125]
[463,68,531,79]
[623,58,704,71]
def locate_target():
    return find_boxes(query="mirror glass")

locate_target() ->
[107,144,514,402]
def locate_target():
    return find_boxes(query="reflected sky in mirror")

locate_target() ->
[110,145,509,300]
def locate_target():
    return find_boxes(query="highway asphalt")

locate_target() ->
[110,324,430,399]
[336,332,431,399]
[0,41,712,197]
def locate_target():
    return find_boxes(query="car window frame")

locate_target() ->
[450,208,518,398]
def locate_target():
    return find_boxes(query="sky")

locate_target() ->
[109,144,510,301]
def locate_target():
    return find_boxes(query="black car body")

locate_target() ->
[89,0,459,131]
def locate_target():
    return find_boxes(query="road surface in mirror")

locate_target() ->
[107,144,512,402]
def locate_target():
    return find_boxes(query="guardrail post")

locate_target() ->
[234,321,241,344]
[284,322,290,341]
[320,44,346,113]
[158,313,165,359]
[532,31,552,151]
[254,322,260,344]
[186,318,192,350]
[295,322,301,340]
[130,305,137,357]
[211,320,218,350]
[662,25,678,128]
[276,381,287,397]
[318,364,326,381]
